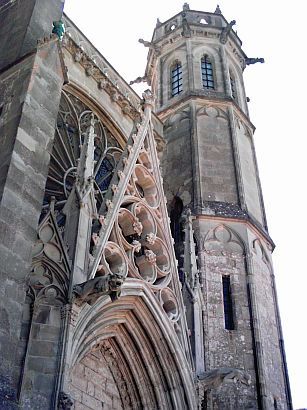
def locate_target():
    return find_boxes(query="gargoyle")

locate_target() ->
[246,57,265,65]
[138,39,161,56]
[220,20,236,44]
[72,271,125,305]
[129,75,149,86]
[198,367,251,391]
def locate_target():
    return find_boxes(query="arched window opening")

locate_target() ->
[170,196,184,282]
[222,275,235,330]
[171,62,183,97]
[170,196,184,244]
[230,73,237,101]
[201,55,215,89]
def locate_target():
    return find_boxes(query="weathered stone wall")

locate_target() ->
[161,104,193,206]
[0,0,64,71]
[70,351,124,410]
[197,220,258,409]
[235,120,264,224]
[0,40,64,407]
[250,236,288,409]
[196,104,239,203]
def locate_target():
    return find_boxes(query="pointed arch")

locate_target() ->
[66,280,196,409]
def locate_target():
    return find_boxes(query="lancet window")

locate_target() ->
[222,275,235,330]
[171,61,183,97]
[201,55,215,89]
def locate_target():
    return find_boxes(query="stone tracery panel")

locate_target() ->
[41,90,123,227]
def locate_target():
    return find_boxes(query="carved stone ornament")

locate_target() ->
[245,57,265,65]
[214,4,222,14]
[220,20,236,44]
[58,391,74,409]
[72,271,125,305]
[129,75,149,86]
[138,38,161,56]
[198,367,251,391]
[182,12,191,38]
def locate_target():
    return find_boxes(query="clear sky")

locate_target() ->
[63,1,307,407]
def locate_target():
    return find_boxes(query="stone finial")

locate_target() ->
[156,18,162,27]
[142,89,155,109]
[214,4,222,14]
[183,2,190,11]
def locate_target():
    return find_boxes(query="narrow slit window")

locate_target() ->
[222,276,235,330]
[230,74,237,101]
[171,62,183,97]
[201,55,215,89]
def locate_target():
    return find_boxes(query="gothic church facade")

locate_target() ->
[0,1,292,409]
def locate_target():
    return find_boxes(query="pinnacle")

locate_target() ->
[214,4,222,14]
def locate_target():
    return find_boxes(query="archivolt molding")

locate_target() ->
[66,280,196,409]
[200,224,245,256]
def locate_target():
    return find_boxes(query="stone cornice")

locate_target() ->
[62,14,142,122]
[196,207,275,251]
[156,92,255,133]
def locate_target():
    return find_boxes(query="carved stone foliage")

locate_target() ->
[200,225,244,256]
[41,90,123,228]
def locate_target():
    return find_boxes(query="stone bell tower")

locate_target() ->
[143,3,292,409]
